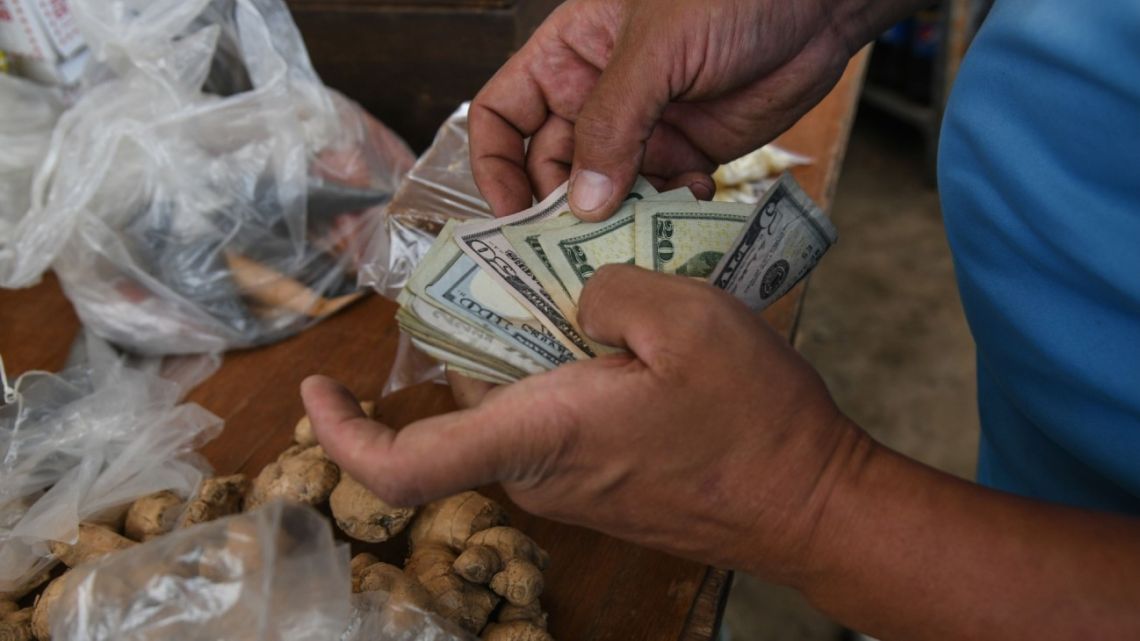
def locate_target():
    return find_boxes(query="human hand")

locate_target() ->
[469,0,864,219]
[302,266,868,579]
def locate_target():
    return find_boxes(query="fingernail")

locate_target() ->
[570,170,612,213]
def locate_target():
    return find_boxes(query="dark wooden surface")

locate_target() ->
[288,0,562,151]
[0,49,866,641]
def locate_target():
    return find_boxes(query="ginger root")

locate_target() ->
[466,527,550,571]
[124,491,183,541]
[453,545,502,584]
[195,517,278,583]
[356,561,434,613]
[489,559,543,607]
[481,621,554,641]
[245,445,339,510]
[496,601,548,629]
[0,564,55,602]
[405,544,499,634]
[409,492,508,551]
[48,523,135,568]
[0,608,33,641]
[461,527,548,606]
[31,573,68,641]
[329,474,415,543]
[294,401,375,448]
[350,553,380,592]
[180,474,249,527]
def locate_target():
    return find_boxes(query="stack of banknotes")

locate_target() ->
[396,173,838,384]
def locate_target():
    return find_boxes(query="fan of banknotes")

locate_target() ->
[396,173,838,384]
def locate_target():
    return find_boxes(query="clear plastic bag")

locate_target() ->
[345,590,476,641]
[359,102,493,300]
[0,334,222,593]
[0,75,64,237]
[381,332,446,398]
[51,501,472,641]
[0,0,416,355]
[357,103,495,395]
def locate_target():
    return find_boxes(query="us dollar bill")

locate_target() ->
[501,214,581,315]
[409,337,515,385]
[402,298,543,376]
[535,187,698,302]
[633,201,755,277]
[708,174,838,311]
[406,220,576,371]
[454,177,657,357]
[538,203,637,302]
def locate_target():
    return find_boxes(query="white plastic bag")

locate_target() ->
[358,103,496,395]
[0,75,64,236]
[0,0,415,354]
[51,502,472,641]
[0,334,222,592]
[359,102,494,300]
[346,590,476,641]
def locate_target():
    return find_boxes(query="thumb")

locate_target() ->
[577,264,699,355]
[570,30,671,221]
[301,374,543,507]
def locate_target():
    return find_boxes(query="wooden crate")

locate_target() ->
[288,0,562,150]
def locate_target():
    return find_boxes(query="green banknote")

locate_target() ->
[535,187,699,302]
[708,174,839,311]
[633,201,755,277]
[501,214,580,316]
[395,173,837,383]
[454,177,658,358]
[404,220,576,374]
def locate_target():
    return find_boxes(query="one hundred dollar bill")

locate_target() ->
[708,174,838,311]
[633,201,755,277]
[454,178,657,357]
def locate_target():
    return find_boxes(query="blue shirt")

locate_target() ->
[938,0,1140,513]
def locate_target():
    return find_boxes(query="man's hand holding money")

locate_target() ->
[302,264,863,586]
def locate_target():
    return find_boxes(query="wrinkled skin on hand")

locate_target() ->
[468,0,859,219]
[302,266,865,582]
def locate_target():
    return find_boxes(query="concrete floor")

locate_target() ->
[722,108,980,640]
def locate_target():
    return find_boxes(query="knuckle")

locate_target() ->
[574,109,642,158]
[675,291,727,341]
[647,344,691,383]
[578,265,622,313]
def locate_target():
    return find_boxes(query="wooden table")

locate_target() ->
[0,50,866,641]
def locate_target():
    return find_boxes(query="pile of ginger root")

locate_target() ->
[2,401,553,641]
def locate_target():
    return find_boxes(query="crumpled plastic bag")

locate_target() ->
[357,103,496,395]
[359,102,493,300]
[0,334,222,593]
[0,0,416,355]
[51,501,472,641]
[345,587,476,641]
[0,75,64,236]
